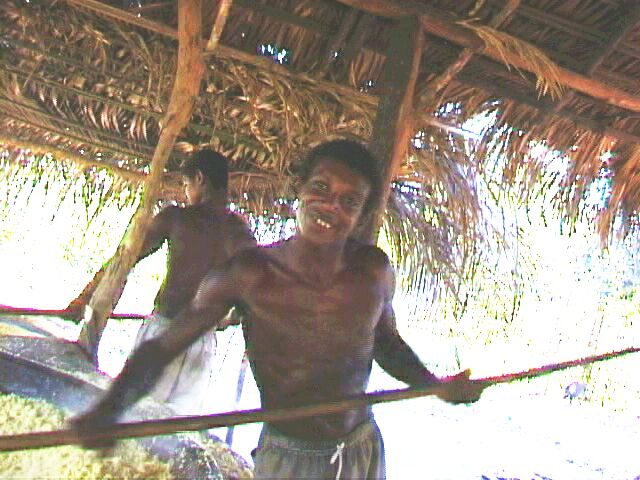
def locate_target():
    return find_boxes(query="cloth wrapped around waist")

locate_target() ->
[133,313,217,415]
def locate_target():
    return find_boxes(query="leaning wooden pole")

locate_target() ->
[358,16,423,243]
[77,0,205,362]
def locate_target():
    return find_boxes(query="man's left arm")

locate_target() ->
[373,302,439,387]
[373,262,484,403]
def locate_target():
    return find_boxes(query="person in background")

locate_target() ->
[66,149,256,415]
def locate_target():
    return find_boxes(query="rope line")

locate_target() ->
[0,346,638,452]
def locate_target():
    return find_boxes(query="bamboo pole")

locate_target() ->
[358,17,423,243]
[76,0,205,363]
[0,347,637,452]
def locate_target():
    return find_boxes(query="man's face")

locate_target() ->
[182,173,203,206]
[297,158,371,245]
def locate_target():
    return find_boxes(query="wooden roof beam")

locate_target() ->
[234,0,329,35]
[485,0,640,60]
[336,0,640,114]
[585,2,640,76]
[3,64,264,150]
[56,0,640,146]
[0,135,150,183]
[544,2,640,123]
[65,0,177,38]
[419,0,520,108]
[0,95,156,156]
[455,74,640,147]
[0,135,273,202]
[317,8,360,77]
[335,12,376,83]
[65,0,640,116]
[126,1,173,14]
[0,107,156,164]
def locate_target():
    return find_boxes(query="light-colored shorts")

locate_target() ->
[252,418,385,480]
[134,313,217,415]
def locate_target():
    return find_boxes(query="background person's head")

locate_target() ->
[294,139,382,220]
[180,149,229,205]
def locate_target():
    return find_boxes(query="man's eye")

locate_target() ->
[342,196,361,209]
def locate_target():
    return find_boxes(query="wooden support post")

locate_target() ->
[206,0,233,51]
[357,17,423,244]
[77,0,205,363]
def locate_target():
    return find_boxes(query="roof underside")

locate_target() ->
[1,0,640,238]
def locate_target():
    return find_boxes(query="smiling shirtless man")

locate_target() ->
[73,139,485,479]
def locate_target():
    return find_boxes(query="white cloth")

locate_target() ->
[133,313,217,415]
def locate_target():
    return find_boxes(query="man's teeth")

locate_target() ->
[315,217,332,229]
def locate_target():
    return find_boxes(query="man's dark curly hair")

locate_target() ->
[293,139,382,217]
[180,149,229,192]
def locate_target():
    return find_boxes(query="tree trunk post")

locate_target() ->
[77,0,205,363]
[357,16,423,244]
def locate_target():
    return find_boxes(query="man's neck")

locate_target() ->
[196,192,227,215]
[285,236,346,286]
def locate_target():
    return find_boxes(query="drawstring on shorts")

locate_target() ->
[330,441,346,480]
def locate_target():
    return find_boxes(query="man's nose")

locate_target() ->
[321,193,341,211]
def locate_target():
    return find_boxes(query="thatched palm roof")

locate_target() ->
[2,0,640,296]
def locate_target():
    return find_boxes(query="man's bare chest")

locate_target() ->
[246,267,385,333]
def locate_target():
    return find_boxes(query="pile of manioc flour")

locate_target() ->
[0,393,172,479]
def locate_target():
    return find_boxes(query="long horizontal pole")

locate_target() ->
[0,346,637,452]
[0,306,146,321]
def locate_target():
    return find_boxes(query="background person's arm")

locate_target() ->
[65,207,176,320]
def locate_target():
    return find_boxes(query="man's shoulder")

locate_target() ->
[223,211,251,228]
[347,240,392,270]
[152,204,182,227]
[228,244,270,269]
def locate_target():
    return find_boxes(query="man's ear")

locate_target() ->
[290,177,300,196]
[195,170,205,186]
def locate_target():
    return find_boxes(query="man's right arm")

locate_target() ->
[71,254,248,440]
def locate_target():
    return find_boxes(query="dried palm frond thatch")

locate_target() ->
[458,21,564,101]
[2,0,640,313]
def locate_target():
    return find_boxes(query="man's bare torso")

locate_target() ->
[234,240,391,440]
[155,206,249,318]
